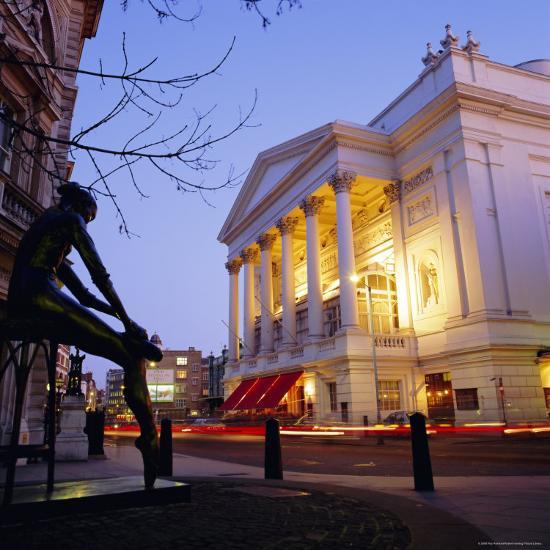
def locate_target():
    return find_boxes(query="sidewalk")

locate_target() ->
[2,443,548,548]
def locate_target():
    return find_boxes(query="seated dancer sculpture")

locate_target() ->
[7,182,162,487]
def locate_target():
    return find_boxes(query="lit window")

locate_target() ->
[455,388,479,410]
[176,357,188,366]
[202,389,209,397]
[176,370,187,379]
[378,380,401,411]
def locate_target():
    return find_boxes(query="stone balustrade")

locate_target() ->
[1,183,42,229]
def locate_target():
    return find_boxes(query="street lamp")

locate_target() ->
[351,273,384,445]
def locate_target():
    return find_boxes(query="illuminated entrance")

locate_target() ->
[425,372,455,421]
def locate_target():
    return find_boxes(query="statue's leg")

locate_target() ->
[123,358,159,488]
[27,290,159,487]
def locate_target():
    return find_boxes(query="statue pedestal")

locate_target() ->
[56,395,88,462]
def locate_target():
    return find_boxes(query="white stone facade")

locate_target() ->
[218,41,550,425]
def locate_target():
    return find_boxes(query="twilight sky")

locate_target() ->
[69,0,550,388]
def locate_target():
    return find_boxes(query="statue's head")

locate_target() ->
[58,183,97,224]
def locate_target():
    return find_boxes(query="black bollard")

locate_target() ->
[84,410,105,455]
[159,418,173,476]
[409,412,434,491]
[264,417,283,480]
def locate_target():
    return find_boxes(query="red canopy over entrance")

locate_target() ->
[219,371,303,411]
[218,378,256,411]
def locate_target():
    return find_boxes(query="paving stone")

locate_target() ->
[0,481,411,550]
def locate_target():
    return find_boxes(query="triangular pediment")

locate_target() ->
[218,123,333,243]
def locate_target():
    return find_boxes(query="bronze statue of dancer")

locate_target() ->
[7,182,161,487]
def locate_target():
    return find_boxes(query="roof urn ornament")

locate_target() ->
[440,24,459,49]
[462,30,481,54]
[421,42,439,67]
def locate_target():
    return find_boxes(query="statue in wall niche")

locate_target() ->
[7,182,162,488]
[423,262,440,308]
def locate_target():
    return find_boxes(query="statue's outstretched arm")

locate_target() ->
[70,215,145,337]
[57,261,115,316]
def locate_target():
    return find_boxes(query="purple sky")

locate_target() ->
[70,1,550,388]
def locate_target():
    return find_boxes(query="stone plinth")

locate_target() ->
[56,395,88,462]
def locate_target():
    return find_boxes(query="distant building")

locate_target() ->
[56,344,70,392]
[105,369,132,424]
[82,371,97,411]
[95,388,105,410]
[145,333,208,418]
[219,30,550,424]
[206,346,228,412]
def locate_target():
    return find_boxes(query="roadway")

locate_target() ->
[106,432,550,476]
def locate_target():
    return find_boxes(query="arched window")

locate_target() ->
[357,271,399,334]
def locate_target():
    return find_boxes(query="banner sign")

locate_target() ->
[146,369,174,384]
[148,384,174,402]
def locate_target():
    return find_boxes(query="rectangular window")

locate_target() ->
[192,377,198,386]
[191,393,198,401]
[378,380,401,411]
[202,389,209,397]
[455,388,479,410]
[202,372,208,381]
[328,382,337,412]
[192,364,199,372]
[176,357,188,366]
[175,384,187,393]
[175,398,186,408]
[0,102,14,173]
[176,370,187,379]
[545,388,550,409]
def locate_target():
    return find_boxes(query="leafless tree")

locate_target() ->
[0,1,301,234]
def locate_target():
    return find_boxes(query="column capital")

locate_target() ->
[240,246,259,264]
[257,233,277,251]
[299,195,325,217]
[225,257,243,275]
[328,170,357,194]
[383,180,401,204]
[276,216,299,236]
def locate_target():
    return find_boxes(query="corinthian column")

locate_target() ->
[329,170,359,329]
[276,216,299,347]
[240,246,258,356]
[225,258,243,362]
[257,233,277,353]
[299,196,325,339]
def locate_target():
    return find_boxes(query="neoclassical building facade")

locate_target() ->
[218,28,550,424]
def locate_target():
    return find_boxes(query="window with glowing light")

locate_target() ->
[545,388,550,409]
[176,370,187,379]
[378,380,401,410]
[176,357,188,366]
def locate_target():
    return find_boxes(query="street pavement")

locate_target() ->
[2,440,548,548]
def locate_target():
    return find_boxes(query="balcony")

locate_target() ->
[0,181,43,231]
[228,329,418,378]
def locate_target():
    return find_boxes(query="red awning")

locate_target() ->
[236,375,278,410]
[218,378,257,411]
[257,371,303,408]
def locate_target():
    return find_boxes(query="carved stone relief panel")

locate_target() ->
[355,220,393,255]
[407,192,436,226]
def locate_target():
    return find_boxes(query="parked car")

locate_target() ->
[383,410,410,425]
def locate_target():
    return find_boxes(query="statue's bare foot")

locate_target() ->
[135,431,159,489]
